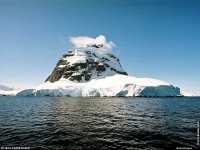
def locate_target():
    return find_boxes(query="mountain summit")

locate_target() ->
[46,44,127,83]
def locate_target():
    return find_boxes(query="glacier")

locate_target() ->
[17,74,180,97]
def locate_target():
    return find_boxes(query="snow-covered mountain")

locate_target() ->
[0,84,19,96]
[45,44,127,83]
[17,43,180,97]
[0,84,14,91]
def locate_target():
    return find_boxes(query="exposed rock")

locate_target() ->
[87,44,103,48]
[45,69,62,82]
[85,74,92,81]
[46,47,128,83]
[110,67,128,75]
[96,64,106,72]
[69,74,83,82]
[107,53,117,59]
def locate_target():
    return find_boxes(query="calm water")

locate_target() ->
[0,97,199,150]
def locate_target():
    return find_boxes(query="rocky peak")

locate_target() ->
[45,47,128,83]
[87,43,103,48]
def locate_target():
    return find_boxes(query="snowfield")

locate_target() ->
[0,84,14,91]
[0,84,20,96]
[181,91,200,97]
[17,74,180,97]
[0,90,20,96]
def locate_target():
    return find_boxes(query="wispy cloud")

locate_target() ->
[69,35,115,49]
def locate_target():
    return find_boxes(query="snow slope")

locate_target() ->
[0,84,14,91]
[0,90,20,96]
[17,74,180,97]
[0,84,19,96]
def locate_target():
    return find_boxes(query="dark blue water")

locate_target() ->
[0,97,199,150]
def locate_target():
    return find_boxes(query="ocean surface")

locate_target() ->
[0,97,199,150]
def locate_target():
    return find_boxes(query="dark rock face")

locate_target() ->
[45,48,128,83]
[96,64,106,72]
[87,44,103,48]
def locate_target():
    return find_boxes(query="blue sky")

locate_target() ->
[0,0,200,92]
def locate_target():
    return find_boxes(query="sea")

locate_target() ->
[0,97,199,150]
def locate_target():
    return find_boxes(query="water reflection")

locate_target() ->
[0,97,199,149]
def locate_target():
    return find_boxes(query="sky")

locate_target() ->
[0,0,200,93]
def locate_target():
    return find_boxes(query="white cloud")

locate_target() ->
[69,35,115,49]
